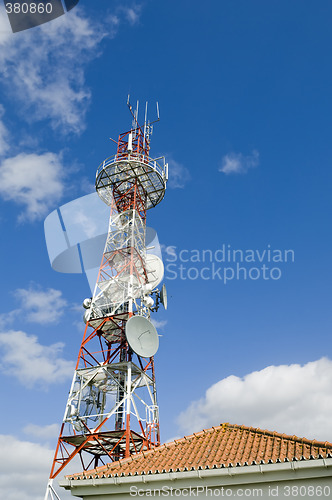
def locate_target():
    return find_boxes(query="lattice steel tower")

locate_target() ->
[45,99,168,499]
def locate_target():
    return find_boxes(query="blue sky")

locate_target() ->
[0,1,331,498]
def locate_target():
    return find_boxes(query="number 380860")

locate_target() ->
[5,3,53,14]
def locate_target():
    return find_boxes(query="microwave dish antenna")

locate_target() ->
[145,254,164,289]
[125,315,159,358]
[160,283,168,310]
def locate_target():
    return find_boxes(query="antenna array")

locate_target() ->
[45,100,168,499]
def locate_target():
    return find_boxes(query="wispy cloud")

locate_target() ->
[0,330,74,388]
[0,433,76,499]
[0,5,144,135]
[0,152,65,221]
[0,285,67,325]
[0,5,145,222]
[0,7,12,43]
[177,358,332,442]
[0,435,53,500]
[103,3,143,37]
[0,105,9,157]
[14,286,67,324]
[151,319,167,329]
[0,7,105,134]
[167,157,191,188]
[219,149,259,175]
[23,423,60,440]
[122,4,142,25]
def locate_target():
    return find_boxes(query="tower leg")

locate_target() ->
[44,479,62,500]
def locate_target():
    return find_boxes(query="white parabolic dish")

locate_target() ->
[125,316,159,358]
[146,254,164,288]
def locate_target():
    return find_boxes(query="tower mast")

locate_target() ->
[45,100,168,498]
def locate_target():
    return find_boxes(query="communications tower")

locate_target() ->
[45,99,168,499]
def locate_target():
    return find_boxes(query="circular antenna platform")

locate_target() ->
[160,283,167,310]
[146,254,164,289]
[125,316,159,358]
[96,157,167,209]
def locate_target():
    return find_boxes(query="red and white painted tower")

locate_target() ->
[45,100,168,499]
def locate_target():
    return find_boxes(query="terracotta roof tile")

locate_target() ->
[68,423,332,480]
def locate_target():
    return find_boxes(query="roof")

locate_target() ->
[68,423,332,480]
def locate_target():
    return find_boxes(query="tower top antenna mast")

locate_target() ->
[127,95,160,147]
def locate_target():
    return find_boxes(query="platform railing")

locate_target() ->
[96,153,167,182]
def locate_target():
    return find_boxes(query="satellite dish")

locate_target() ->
[125,316,159,358]
[160,283,167,310]
[146,254,164,288]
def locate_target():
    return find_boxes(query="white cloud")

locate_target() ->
[151,319,167,329]
[167,157,191,188]
[0,330,74,388]
[0,7,106,134]
[0,152,65,221]
[177,358,332,442]
[219,149,259,174]
[14,286,67,324]
[0,6,12,43]
[0,5,144,134]
[0,105,9,156]
[105,14,120,38]
[0,435,53,500]
[0,434,73,500]
[0,286,67,326]
[23,423,60,440]
[122,5,142,25]
[0,309,20,324]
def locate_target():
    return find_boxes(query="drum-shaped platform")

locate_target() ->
[96,156,167,209]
